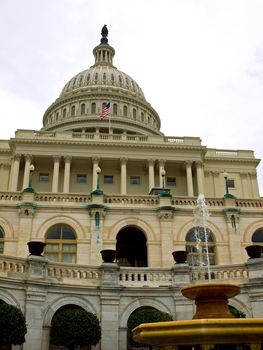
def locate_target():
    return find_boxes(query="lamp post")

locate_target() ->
[223,170,229,195]
[96,166,101,190]
[29,164,35,188]
[160,168,166,189]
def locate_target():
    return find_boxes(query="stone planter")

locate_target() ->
[100,249,116,263]
[172,250,188,264]
[27,241,46,256]
[245,245,262,259]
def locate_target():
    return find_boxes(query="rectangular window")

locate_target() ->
[39,173,49,182]
[166,177,176,186]
[227,179,235,188]
[104,175,113,184]
[77,174,87,183]
[130,176,140,185]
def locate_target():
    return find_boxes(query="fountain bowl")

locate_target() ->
[181,282,240,319]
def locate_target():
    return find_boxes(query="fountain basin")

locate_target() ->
[181,283,240,319]
[132,318,263,348]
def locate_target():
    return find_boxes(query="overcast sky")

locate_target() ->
[0,0,263,194]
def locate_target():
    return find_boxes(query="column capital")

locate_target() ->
[64,155,72,163]
[120,157,128,165]
[24,154,33,162]
[147,159,155,167]
[185,161,193,167]
[195,160,203,167]
[92,157,100,164]
[13,154,22,161]
[53,155,61,162]
[158,159,166,167]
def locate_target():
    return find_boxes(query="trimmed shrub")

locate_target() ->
[50,308,101,350]
[0,303,27,346]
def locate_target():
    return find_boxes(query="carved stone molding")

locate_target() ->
[24,154,33,162]
[53,155,61,163]
[18,202,37,218]
[13,154,22,161]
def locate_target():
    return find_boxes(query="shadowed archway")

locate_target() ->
[116,226,147,267]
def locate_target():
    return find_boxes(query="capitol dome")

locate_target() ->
[42,26,162,136]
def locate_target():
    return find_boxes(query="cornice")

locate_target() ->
[205,156,260,164]
[11,137,205,152]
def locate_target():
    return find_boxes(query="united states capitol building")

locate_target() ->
[0,26,263,350]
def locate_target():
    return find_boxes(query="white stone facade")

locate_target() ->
[0,27,263,350]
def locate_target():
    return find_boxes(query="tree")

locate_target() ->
[0,303,27,348]
[127,307,172,349]
[50,308,101,350]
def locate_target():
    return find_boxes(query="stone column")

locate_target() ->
[22,154,33,190]
[158,160,165,188]
[100,281,120,350]
[52,156,60,193]
[240,172,249,198]
[9,154,21,191]
[224,209,242,264]
[185,161,194,196]
[24,282,48,350]
[148,159,155,193]
[157,208,175,267]
[90,207,106,265]
[120,158,127,195]
[196,161,204,195]
[92,157,100,191]
[250,172,260,198]
[63,156,72,193]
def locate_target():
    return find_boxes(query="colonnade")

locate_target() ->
[7,153,205,196]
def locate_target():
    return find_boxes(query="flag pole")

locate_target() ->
[108,101,111,134]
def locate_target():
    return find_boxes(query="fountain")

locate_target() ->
[133,195,263,350]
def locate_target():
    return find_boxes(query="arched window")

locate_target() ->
[111,73,114,81]
[141,112,144,122]
[71,105,75,116]
[123,105,128,117]
[86,74,90,82]
[63,108,66,118]
[103,72,106,80]
[79,75,83,85]
[113,103,117,116]
[95,73,98,81]
[0,226,4,254]
[119,75,122,85]
[45,224,76,263]
[252,228,263,244]
[91,102,96,114]
[185,227,216,266]
[80,103,85,115]
[132,108,137,119]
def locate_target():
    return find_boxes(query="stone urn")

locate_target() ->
[27,241,46,256]
[245,245,262,259]
[172,250,188,264]
[100,249,116,263]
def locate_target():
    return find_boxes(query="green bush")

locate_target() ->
[50,308,101,350]
[127,308,172,348]
[0,303,27,346]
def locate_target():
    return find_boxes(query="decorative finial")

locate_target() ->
[100,24,108,44]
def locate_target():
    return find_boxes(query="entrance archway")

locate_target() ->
[116,226,147,267]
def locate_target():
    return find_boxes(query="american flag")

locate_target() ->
[100,102,110,119]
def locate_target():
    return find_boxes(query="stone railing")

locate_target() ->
[0,255,28,276]
[34,193,91,204]
[190,264,249,282]
[118,267,173,287]
[0,192,23,201]
[103,195,159,206]
[0,255,254,287]
[47,262,101,285]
